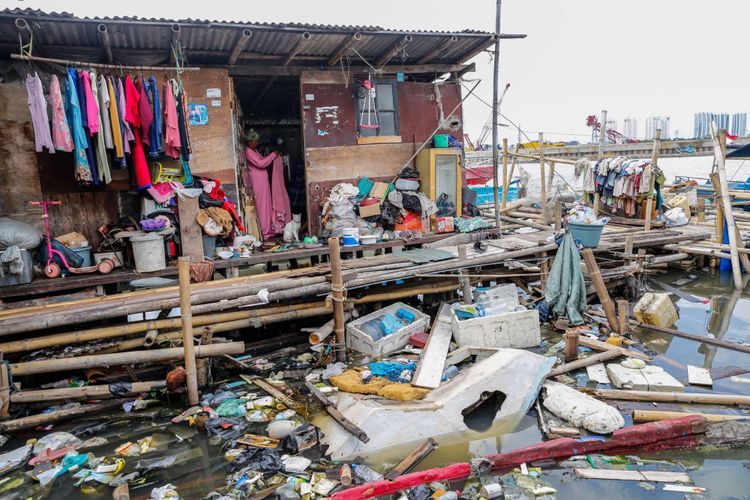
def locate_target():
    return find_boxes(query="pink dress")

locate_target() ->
[49,75,73,152]
[244,147,277,239]
[270,156,292,233]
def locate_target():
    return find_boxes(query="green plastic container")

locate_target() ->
[568,222,604,248]
[433,134,450,148]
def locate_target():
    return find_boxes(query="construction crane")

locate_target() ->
[586,115,637,144]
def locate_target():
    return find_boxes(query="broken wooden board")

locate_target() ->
[575,468,692,483]
[687,365,713,386]
[606,363,685,392]
[412,303,453,389]
[586,363,612,384]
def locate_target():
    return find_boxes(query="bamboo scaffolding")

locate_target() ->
[592,389,750,406]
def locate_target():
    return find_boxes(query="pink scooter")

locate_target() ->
[29,200,115,279]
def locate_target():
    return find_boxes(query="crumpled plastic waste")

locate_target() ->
[567,203,609,225]
[216,398,247,418]
[370,360,418,382]
[200,390,238,407]
[282,423,320,454]
[663,207,688,227]
[205,417,249,442]
[123,399,151,412]
[229,447,283,475]
[151,483,179,499]
[0,444,31,474]
[136,455,177,471]
[33,432,82,455]
[322,362,347,380]
[109,471,140,487]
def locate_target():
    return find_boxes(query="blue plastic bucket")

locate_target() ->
[70,246,92,267]
[568,222,604,248]
[342,228,360,246]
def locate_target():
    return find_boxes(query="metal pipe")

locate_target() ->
[228,28,253,65]
[491,1,502,230]
[97,24,113,63]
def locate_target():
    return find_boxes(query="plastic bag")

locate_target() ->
[322,362,347,380]
[0,217,41,250]
[663,207,688,227]
[215,399,247,418]
[33,432,82,455]
[151,483,179,499]
[228,447,283,474]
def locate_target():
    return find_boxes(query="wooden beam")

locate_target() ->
[282,31,311,66]
[458,35,497,63]
[228,28,253,65]
[178,195,204,260]
[169,23,181,64]
[328,32,363,65]
[375,35,413,67]
[230,63,475,77]
[417,36,458,64]
[96,24,113,63]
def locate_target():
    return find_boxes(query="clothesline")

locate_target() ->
[11,53,200,72]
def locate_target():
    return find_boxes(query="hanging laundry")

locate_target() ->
[270,155,292,234]
[80,71,99,135]
[106,76,124,161]
[147,75,162,156]
[25,72,55,153]
[89,70,111,184]
[137,77,153,148]
[116,77,134,151]
[75,70,99,186]
[163,79,181,159]
[64,69,93,185]
[97,74,114,150]
[244,131,277,239]
[584,156,663,217]
[124,75,152,190]
[174,84,191,159]
[49,75,73,152]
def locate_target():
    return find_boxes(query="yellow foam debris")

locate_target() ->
[330,369,430,401]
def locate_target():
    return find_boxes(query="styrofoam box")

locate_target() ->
[451,308,541,349]
[475,283,520,309]
[346,302,430,357]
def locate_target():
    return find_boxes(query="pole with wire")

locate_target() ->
[492,0,503,230]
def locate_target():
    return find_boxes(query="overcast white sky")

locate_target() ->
[6,0,748,143]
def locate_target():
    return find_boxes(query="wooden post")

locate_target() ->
[711,122,743,289]
[501,138,509,210]
[458,245,473,304]
[644,129,662,231]
[581,249,619,333]
[0,363,9,417]
[564,329,579,362]
[548,161,556,188]
[539,252,549,289]
[177,195,204,260]
[178,257,199,405]
[328,237,347,362]
[617,299,629,335]
[385,438,438,480]
[697,198,706,222]
[594,110,607,218]
[554,197,562,232]
[538,132,548,223]
[624,236,634,258]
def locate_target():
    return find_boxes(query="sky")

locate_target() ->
[5,0,749,144]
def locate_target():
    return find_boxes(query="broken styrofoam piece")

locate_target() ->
[318,349,555,460]
[586,363,611,384]
[542,381,625,434]
[687,365,713,386]
[606,363,685,392]
[450,308,541,349]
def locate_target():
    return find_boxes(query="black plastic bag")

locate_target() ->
[229,447,283,475]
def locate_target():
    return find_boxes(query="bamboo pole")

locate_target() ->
[10,342,245,377]
[501,138,509,210]
[497,215,551,231]
[0,301,326,354]
[0,399,125,432]
[10,381,167,403]
[594,110,606,218]
[328,237,347,362]
[564,330,579,362]
[505,152,577,165]
[547,349,622,377]
[633,410,748,423]
[633,320,750,355]
[581,249,619,333]
[617,299,629,335]
[644,129,662,231]
[538,133,548,223]
[592,389,750,406]
[578,336,650,361]
[11,53,200,71]
[178,258,199,405]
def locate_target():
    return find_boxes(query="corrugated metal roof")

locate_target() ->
[0,7,498,69]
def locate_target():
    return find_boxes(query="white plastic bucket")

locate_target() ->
[342,228,360,246]
[131,234,166,272]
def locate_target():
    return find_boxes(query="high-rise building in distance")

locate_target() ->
[731,113,747,137]
[694,112,730,138]
[622,116,638,140]
[645,116,670,140]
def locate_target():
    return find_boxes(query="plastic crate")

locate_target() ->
[451,308,541,349]
[346,302,430,357]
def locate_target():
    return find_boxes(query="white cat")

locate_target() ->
[283,214,301,242]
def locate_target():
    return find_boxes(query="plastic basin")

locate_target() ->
[568,222,604,248]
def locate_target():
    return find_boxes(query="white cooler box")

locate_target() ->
[451,308,541,349]
[346,302,430,357]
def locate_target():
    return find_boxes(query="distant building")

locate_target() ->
[731,113,747,137]
[694,112,730,138]
[623,116,638,140]
[646,116,670,140]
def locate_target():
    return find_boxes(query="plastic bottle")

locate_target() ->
[351,463,384,483]
[276,483,300,500]
[441,365,459,381]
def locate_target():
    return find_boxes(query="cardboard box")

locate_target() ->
[359,201,381,218]
[369,182,390,202]
[432,216,455,233]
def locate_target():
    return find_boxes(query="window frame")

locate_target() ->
[355,79,401,139]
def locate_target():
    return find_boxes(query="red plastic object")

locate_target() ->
[409,332,428,348]
[331,416,707,500]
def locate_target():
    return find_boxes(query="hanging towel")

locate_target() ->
[25,72,55,153]
[49,75,73,152]
[544,233,587,325]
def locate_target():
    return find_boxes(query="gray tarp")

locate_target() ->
[544,233,587,325]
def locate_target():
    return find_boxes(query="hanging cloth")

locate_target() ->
[106,77,124,161]
[137,77,153,148]
[75,70,99,186]
[116,77,134,151]
[49,75,73,152]
[147,75,162,156]
[25,72,55,153]
[163,80,181,159]
[124,75,152,190]
[544,233,587,325]
[80,71,99,135]
[97,74,114,149]
[89,70,111,184]
[64,69,93,185]
[270,155,292,234]
[175,87,191,159]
